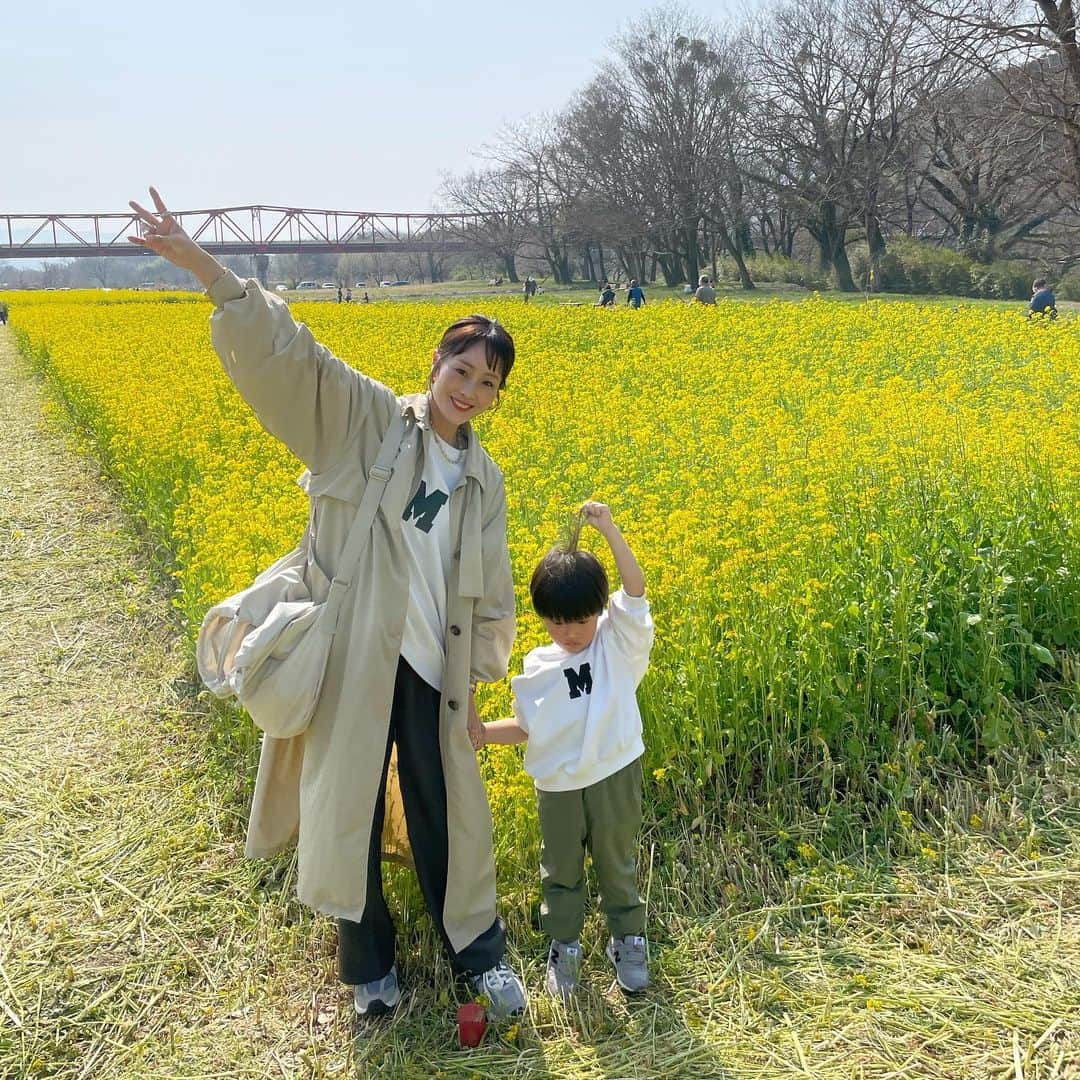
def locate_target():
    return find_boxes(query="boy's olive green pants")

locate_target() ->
[536,757,645,943]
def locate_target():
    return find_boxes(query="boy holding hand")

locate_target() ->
[476,502,654,996]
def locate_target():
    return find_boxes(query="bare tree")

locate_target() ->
[912,84,1069,254]
[558,9,754,285]
[440,166,532,282]
[906,0,1080,192]
[486,116,586,284]
[40,261,69,289]
[745,0,958,289]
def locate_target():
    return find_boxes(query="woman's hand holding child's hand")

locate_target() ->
[467,694,485,752]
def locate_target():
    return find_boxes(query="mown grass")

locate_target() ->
[6,678,1078,1078]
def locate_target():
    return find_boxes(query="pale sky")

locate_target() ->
[3,0,728,216]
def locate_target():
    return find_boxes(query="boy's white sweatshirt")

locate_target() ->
[511,589,654,792]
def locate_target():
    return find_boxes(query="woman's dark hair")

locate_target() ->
[1033,277,1048,289]
[529,509,609,621]
[436,314,515,388]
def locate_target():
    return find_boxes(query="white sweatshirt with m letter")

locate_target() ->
[511,590,654,792]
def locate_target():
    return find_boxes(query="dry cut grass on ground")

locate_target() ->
[0,326,1077,1078]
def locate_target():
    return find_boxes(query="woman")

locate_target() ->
[128,188,526,1019]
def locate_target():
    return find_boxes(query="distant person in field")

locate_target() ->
[694,276,717,305]
[477,502,655,1000]
[345,287,353,303]
[0,301,7,325]
[363,291,370,303]
[1029,278,1057,319]
[337,285,343,303]
[523,276,537,303]
[596,283,616,307]
[127,186,528,1023]
[626,279,646,309]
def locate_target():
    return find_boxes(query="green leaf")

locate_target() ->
[1028,643,1055,666]
[980,711,1009,749]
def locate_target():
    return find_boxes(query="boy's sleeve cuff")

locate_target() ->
[614,588,649,612]
[205,269,248,307]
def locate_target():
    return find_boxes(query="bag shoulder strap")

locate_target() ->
[320,407,409,634]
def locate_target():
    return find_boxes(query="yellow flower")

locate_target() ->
[11,287,1078,884]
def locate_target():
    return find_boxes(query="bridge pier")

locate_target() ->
[253,254,270,288]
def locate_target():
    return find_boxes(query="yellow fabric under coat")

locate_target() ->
[206,271,516,951]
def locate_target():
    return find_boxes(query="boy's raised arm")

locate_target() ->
[583,502,645,597]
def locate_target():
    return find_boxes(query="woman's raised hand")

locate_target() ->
[126,187,223,287]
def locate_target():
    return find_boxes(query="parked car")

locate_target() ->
[321,282,337,289]
[296,281,319,290]
[274,284,289,292]
[354,281,367,288]
[379,280,393,287]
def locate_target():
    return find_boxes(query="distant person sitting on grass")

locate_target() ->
[694,276,717,305]
[596,283,616,307]
[1029,278,1057,319]
[475,502,655,1000]
[626,280,646,308]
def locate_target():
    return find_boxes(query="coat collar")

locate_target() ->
[400,392,489,490]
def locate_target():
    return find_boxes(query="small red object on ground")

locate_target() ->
[457,1002,487,1047]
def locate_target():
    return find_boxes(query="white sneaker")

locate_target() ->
[470,960,527,1018]
[352,964,401,1017]
[606,935,650,992]
[545,939,582,998]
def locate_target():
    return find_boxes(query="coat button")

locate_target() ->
[450,625,461,636]
[447,699,459,711]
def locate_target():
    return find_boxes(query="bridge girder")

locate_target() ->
[0,205,504,260]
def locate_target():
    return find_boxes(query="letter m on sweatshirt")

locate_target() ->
[563,662,593,699]
[402,480,449,534]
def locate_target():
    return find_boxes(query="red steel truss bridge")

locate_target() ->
[0,205,497,259]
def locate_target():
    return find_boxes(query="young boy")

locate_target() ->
[475,502,654,997]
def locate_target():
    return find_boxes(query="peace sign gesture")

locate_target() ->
[126,187,223,287]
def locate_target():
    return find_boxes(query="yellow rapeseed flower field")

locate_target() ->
[10,289,1080,845]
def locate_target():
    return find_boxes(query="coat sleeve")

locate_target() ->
[470,475,516,685]
[207,271,397,472]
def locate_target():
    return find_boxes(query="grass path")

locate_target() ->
[0,325,341,1078]
[0,324,1078,1078]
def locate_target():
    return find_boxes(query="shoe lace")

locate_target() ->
[482,962,516,991]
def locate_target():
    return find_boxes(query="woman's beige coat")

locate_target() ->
[207,271,516,952]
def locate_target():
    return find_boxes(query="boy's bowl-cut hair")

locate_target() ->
[529,548,609,622]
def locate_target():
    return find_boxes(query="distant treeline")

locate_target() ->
[436,0,1080,291]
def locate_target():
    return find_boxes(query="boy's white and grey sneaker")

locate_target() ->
[470,960,527,1018]
[352,964,402,1017]
[545,939,582,998]
[606,934,650,992]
